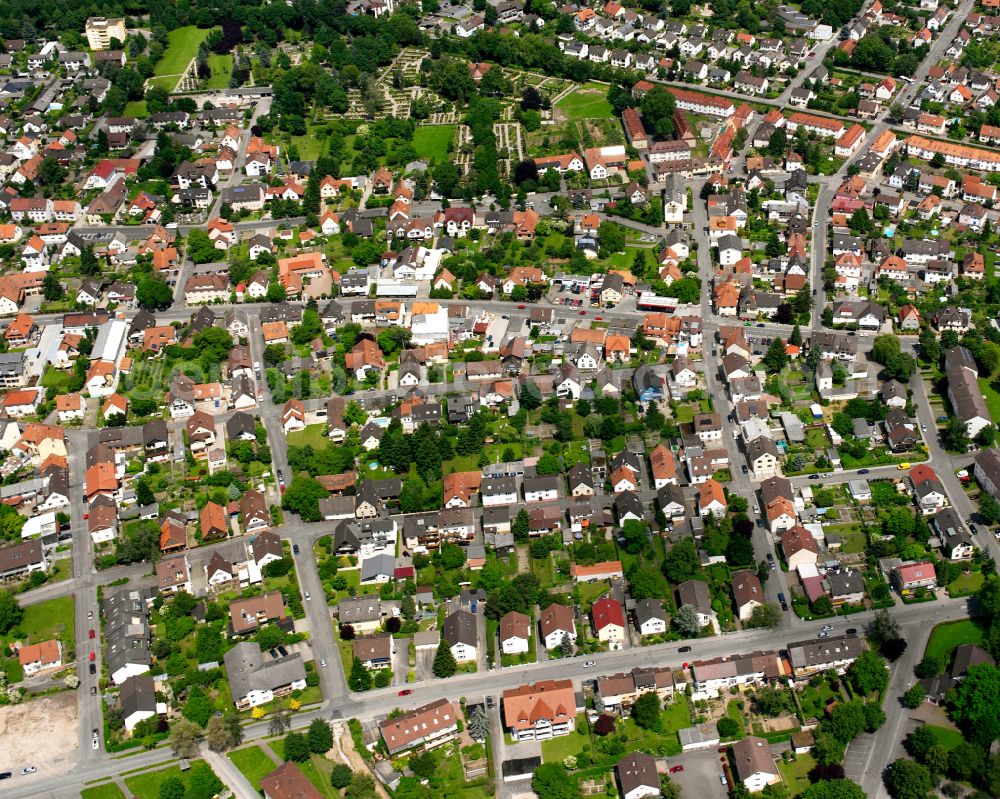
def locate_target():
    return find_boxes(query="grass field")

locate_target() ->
[206,54,233,90]
[81,784,127,799]
[152,26,211,91]
[229,744,277,788]
[925,619,986,665]
[556,82,613,120]
[413,125,455,162]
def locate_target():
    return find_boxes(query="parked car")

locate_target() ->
[88,629,95,639]
[398,689,412,696]
[89,651,95,662]
[89,663,96,674]
[678,646,692,653]
[293,544,300,555]
[583,660,596,668]
[845,628,858,634]
[669,766,684,774]
[90,686,97,695]
[21,766,35,775]
[858,469,869,474]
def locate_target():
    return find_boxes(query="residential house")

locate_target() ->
[502,680,577,741]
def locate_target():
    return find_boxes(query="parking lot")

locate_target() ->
[843,732,874,782]
[664,748,728,799]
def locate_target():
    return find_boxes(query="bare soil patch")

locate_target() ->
[0,692,78,776]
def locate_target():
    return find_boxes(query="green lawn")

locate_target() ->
[805,427,830,450]
[662,695,692,732]
[798,680,838,720]
[947,571,985,597]
[555,83,614,120]
[147,75,182,92]
[778,754,815,796]
[578,579,611,608]
[40,366,72,391]
[81,783,127,799]
[124,762,205,799]
[926,724,964,751]
[290,124,326,161]
[725,700,746,738]
[823,523,867,555]
[152,27,211,91]
[229,744,277,788]
[980,377,1000,423]
[540,719,593,763]
[18,596,75,644]
[674,404,695,425]
[124,100,148,118]
[206,53,233,89]
[925,619,986,665]
[287,424,331,450]
[413,125,455,162]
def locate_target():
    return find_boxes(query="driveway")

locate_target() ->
[392,637,411,685]
[415,647,436,681]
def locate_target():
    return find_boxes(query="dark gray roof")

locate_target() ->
[223,642,306,700]
[119,673,156,719]
[676,579,712,615]
[634,598,666,626]
[442,609,477,647]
